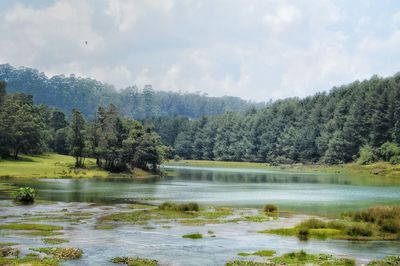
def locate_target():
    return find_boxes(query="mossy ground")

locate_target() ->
[0,153,154,179]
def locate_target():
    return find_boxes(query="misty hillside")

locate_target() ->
[0,64,264,119]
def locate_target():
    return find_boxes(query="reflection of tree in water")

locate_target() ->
[166,169,351,185]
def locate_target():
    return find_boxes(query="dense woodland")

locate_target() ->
[1,68,400,167]
[0,64,264,119]
[0,81,166,172]
[151,74,400,165]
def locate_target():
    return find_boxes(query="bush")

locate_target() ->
[264,204,278,213]
[173,155,181,161]
[299,218,326,229]
[381,218,400,234]
[350,206,400,225]
[345,224,373,237]
[297,228,309,241]
[357,145,376,165]
[380,142,400,163]
[13,187,35,203]
[159,202,199,212]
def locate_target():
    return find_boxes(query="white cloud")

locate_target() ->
[105,0,174,31]
[1,0,400,101]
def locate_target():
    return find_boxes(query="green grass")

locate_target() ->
[0,153,154,179]
[367,255,400,265]
[100,203,234,225]
[42,238,69,244]
[94,224,116,230]
[272,251,355,266]
[227,251,355,266]
[111,256,158,266]
[166,159,400,180]
[0,242,17,247]
[182,233,203,239]
[260,207,400,241]
[0,223,63,231]
[0,256,59,266]
[238,250,276,257]
[31,247,83,260]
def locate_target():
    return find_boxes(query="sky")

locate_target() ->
[1,0,400,101]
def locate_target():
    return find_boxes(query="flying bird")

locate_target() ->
[85,41,88,45]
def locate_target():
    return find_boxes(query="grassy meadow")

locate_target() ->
[0,154,152,179]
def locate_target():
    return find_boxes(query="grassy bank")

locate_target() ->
[0,154,154,179]
[165,160,400,179]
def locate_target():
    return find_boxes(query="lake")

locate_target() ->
[2,165,400,215]
[1,165,400,265]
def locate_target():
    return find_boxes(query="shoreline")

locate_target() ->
[0,154,157,179]
[164,159,400,179]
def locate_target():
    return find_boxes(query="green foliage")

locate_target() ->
[159,202,199,212]
[31,247,82,260]
[263,206,400,240]
[111,256,158,266]
[12,187,35,203]
[380,142,400,164]
[68,109,86,168]
[367,256,400,266]
[357,145,376,165]
[263,204,278,213]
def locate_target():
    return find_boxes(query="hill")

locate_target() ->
[0,64,264,119]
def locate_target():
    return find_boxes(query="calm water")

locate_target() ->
[1,165,400,214]
[1,165,400,265]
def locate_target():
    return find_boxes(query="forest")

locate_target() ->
[0,64,264,119]
[152,74,400,165]
[0,81,166,173]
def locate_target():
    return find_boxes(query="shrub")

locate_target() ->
[350,206,400,225]
[264,204,278,213]
[345,224,373,237]
[159,202,199,212]
[357,145,376,165]
[13,187,35,203]
[297,228,309,241]
[299,218,326,229]
[381,218,400,234]
[380,142,400,163]
[173,155,181,161]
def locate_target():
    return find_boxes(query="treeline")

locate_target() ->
[151,74,400,164]
[0,64,264,119]
[0,81,166,172]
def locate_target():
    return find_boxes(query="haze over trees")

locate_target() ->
[0,64,264,119]
[153,74,400,165]
[0,82,166,173]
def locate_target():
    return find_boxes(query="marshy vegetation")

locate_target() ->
[12,186,35,203]
[227,250,355,266]
[261,206,400,241]
[111,256,158,266]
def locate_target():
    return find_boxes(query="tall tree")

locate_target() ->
[69,109,86,167]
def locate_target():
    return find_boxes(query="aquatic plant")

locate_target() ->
[111,256,158,266]
[31,247,83,260]
[238,250,276,257]
[182,233,203,239]
[42,238,69,244]
[367,255,400,265]
[13,186,35,203]
[159,202,199,212]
